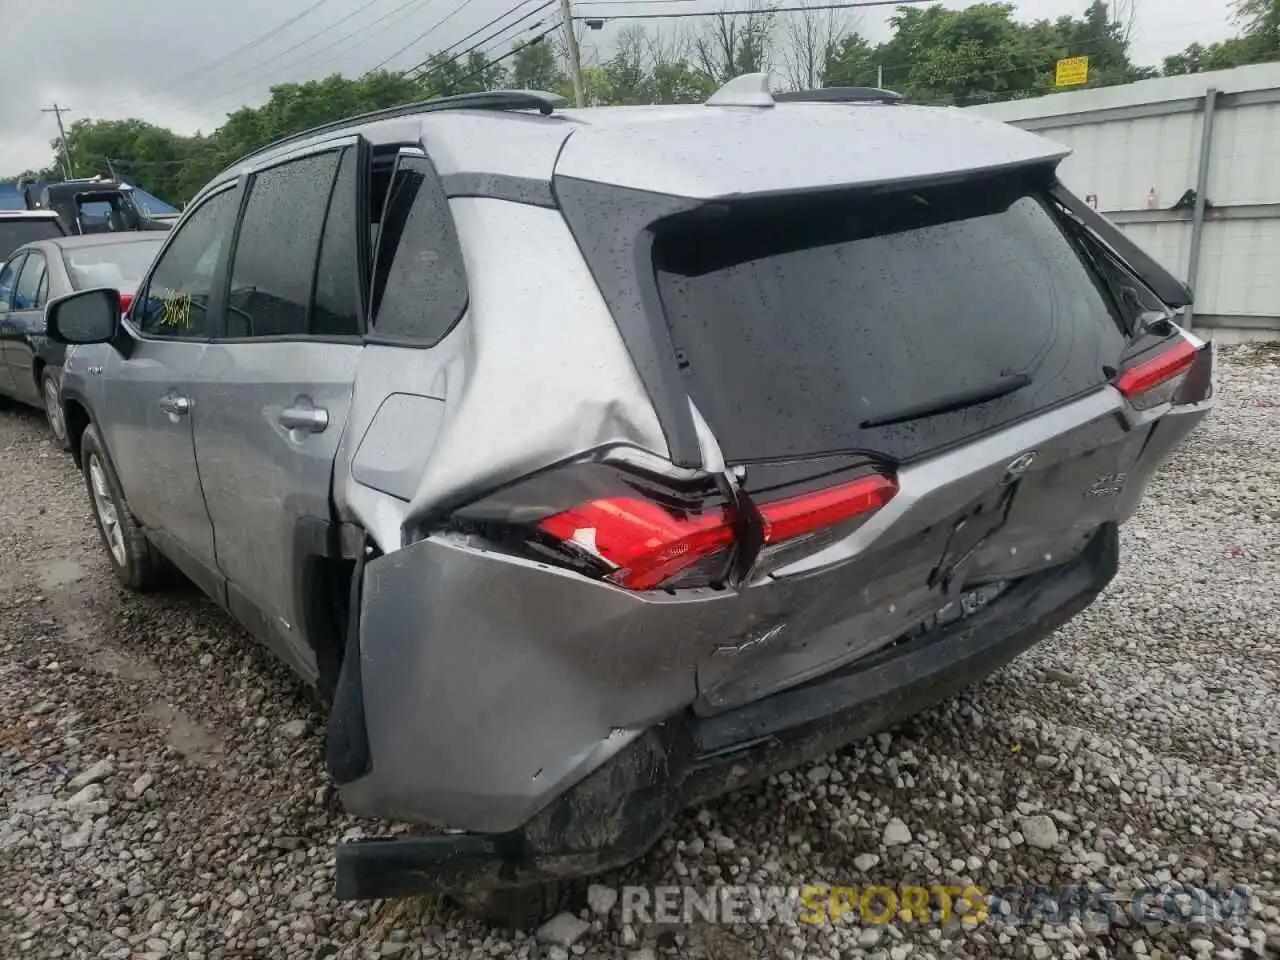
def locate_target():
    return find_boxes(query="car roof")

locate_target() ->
[46,232,167,250]
[209,81,1068,204]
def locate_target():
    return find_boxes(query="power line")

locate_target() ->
[364,0,488,72]
[161,0,339,88]
[401,0,559,78]
[437,0,554,60]
[572,0,932,19]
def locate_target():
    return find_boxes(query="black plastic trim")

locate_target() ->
[440,173,556,208]
[325,534,373,784]
[1051,181,1194,307]
[776,87,903,104]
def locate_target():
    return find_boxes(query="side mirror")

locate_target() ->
[45,288,121,346]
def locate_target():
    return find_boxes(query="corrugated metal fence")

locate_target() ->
[970,61,1280,339]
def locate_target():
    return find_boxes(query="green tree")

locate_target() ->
[512,40,566,91]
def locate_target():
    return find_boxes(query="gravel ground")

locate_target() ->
[1,345,1278,960]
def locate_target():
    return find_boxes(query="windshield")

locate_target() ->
[62,238,165,293]
[0,220,62,260]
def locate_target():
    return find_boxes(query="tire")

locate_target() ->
[453,880,580,932]
[41,368,70,452]
[80,424,168,592]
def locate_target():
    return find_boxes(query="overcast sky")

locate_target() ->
[0,0,1236,175]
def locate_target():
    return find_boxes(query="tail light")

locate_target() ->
[118,291,133,316]
[446,457,898,592]
[1115,338,1199,410]
[538,498,736,591]
[752,474,899,577]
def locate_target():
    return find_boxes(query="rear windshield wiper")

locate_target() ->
[860,373,1031,429]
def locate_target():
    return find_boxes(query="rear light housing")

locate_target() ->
[444,454,899,593]
[1115,338,1204,411]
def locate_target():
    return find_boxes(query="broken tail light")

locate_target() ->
[1115,338,1200,411]
[538,497,737,591]
[448,457,899,592]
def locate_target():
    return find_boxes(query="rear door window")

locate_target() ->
[653,175,1127,464]
[370,155,467,344]
[13,252,47,310]
[224,150,340,338]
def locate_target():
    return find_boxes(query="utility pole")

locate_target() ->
[558,0,586,108]
[877,64,884,88]
[42,103,74,179]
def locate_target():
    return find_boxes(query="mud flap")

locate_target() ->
[326,534,372,784]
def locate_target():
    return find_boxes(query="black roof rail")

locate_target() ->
[775,87,904,105]
[232,90,567,169]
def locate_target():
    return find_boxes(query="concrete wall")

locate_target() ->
[969,62,1280,341]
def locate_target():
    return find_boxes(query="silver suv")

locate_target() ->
[49,76,1214,926]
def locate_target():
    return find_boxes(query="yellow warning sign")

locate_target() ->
[1055,56,1089,87]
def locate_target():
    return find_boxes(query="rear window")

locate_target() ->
[63,239,164,293]
[653,176,1127,464]
[0,220,62,259]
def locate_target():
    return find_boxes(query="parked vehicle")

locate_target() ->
[47,77,1215,928]
[0,210,65,260]
[20,177,172,236]
[0,232,164,447]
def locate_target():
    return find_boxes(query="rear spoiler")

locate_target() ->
[1051,182,1193,308]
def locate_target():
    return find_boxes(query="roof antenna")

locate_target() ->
[706,73,775,108]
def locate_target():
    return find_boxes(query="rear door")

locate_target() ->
[189,138,368,679]
[0,253,23,397]
[2,250,49,402]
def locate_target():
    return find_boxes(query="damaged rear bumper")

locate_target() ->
[334,523,1119,900]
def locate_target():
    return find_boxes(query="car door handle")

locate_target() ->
[159,395,190,416]
[279,405,329,433]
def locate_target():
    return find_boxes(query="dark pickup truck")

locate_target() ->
[19,178,171,236]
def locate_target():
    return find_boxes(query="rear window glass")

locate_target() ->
[653,177,1127,463]
[0,220,62,259]
[63,238,165,292]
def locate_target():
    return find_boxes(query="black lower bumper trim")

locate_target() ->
[336,524,1119,901]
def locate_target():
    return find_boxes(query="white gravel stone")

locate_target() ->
[536,912,590,947]
[587,883,618,916]
[67,758,113,789]
[882,818,912,847]
[1020,815,1060,850]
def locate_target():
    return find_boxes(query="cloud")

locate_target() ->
[1,0,1238,174]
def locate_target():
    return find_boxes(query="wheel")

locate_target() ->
[452,880,580,932]
[80,424,168,592]
[41,369,70,451]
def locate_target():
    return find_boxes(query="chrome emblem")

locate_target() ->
[1001,452,1038,485]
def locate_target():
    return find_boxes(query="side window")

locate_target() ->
[224,151,339,339]
[370,155,468,343]
[311,148,361,338]
[134,187,239,339]
[0,255,24,310]
[14,252,46,310]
